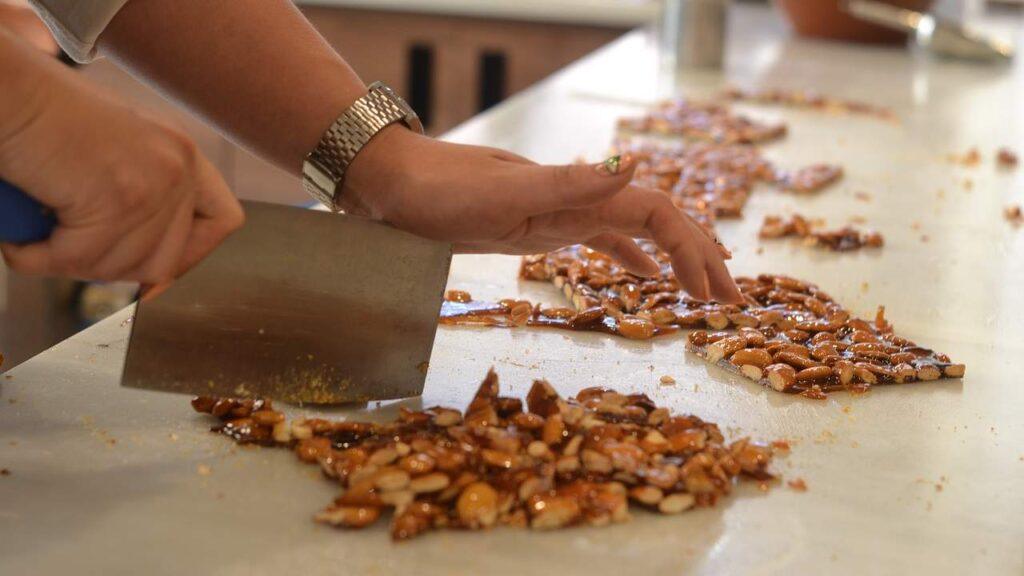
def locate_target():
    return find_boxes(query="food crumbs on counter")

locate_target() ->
[197,464,212,476]
[787,478,808,492]
[0,468,10,476]
[169,433,179,442]
[659,375,676,385]
[996,147,1018,168]
[854,191,872,202]
[1004,205,1023,226]
[947,148,981,167]
[962,178,974,191]
[770,439,792,454]
[860,281,870,293]
[7,398,15,404]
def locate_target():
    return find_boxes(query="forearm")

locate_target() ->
[99,0,367,175]
[0,29,50,162]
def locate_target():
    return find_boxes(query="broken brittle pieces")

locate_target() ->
[685,277,964,398]
[617,99,787,145]
[774,164,844,194]
[191,370,777,540]
[617,139,841,220]
[760,214,883,252]
[720,87,898,122]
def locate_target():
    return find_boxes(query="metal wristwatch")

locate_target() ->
[302,81,424,212]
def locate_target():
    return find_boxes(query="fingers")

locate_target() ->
[701,240,745,304]
[632,194,742,303]
[584,233,660,277]
[530,185,743,303]
[173,156,244,277]
[513,154,637,216]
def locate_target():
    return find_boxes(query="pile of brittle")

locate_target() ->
[191,370,776,540]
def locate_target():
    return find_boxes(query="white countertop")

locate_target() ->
[2,4,1024,575]
[297,0,659,27]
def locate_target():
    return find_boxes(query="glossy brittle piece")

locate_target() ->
[617,99,787,144]
[760,214,883,252]
[191,370,776,540]
[508,242,964,397]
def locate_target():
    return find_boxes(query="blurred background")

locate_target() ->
[1,0,1021,369]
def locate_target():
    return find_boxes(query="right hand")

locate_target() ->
[0,42,243,287]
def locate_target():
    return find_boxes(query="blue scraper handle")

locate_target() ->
[0,179,56,244]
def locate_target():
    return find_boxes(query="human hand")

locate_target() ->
[0,39,243,287]
[342,127,742,304]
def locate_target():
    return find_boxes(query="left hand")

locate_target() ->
[341,126,743,304]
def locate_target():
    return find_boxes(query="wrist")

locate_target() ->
[338,124,423,218]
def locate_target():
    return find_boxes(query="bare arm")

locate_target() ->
[100,0,363,173]
[95,0,742,303]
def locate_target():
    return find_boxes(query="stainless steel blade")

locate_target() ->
[121,201,452,403]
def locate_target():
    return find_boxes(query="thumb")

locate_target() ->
[518,154,636,215]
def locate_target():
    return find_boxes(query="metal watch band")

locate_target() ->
[302,81,424,211]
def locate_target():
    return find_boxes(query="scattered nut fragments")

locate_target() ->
[720,87,898,122]
[192,370,778,541]
[444,290,473,303]
[659,375,677,386]
[759,214,884,252]
[617,99,787,144]
[774,165,844,193]
[1005,205,1023,226]
[997,147,1018,168]
[947,148,981,167]
[787,478,808,492]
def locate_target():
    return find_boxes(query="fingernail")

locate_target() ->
[716,240,732,259]
[595,154,634,176]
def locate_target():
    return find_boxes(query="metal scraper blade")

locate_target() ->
[121,200,452,404]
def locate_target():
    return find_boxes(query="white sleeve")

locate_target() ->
[28,0,131,63]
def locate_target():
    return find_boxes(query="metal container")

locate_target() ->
[661,0,729,70]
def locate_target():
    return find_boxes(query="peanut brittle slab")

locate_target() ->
[619,139,842,219]
[512,242,965,397]
[617,99,787,144]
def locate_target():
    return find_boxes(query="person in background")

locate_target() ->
[1,0,743,304]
